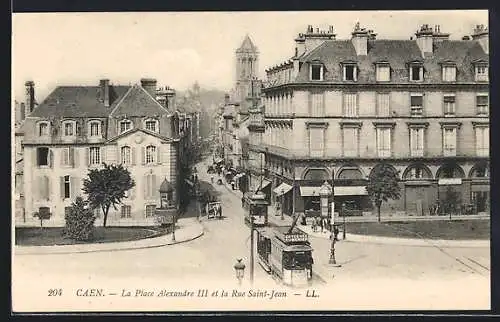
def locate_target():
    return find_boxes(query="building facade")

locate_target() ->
[20,78,193,226]
[254,23,489,218]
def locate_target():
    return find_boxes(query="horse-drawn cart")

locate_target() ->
[206,201,222,219]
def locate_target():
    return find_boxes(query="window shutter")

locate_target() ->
[34,149,38,168]
[419,67,424,81]
[60,177,65,199]
[42,176,50,200]
[353,66,358,82]
[144,175,149,199]
[106,145,117,164]
[342,66,346,81]
[60,148,65,166]
[86,147,90,166]
[76,121,82,136]
[69,147,75,168]
[152,175,158,199]
[71,176,80,199]
[157,146,161,164]
[131,147,136,165]
[49,150,54,168]
[141,147,146,165]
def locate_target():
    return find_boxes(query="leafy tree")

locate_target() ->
[33,208,51,229]
[82,163,135,227]
[440,187,461,216]
[366,164,401,222]
[64,196,95,241]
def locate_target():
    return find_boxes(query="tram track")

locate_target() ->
[381,223,489,277]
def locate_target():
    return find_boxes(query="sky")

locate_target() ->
[12,10,488,103]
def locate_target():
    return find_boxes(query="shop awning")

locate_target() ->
[334,186,367,196]
[185,179,194,187]
[273,182,293,196]
[299,186,320,197]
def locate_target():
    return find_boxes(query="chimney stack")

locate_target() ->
[472,24,489,54]
[99,79,110,107]
[24,81,35,117]
[432,24,450,43]
[415,24,434,56]
[351,22,369,56]
[299,25,336,55]
[140,78,157,98]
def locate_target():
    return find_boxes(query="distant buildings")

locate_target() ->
[18,78,199,226]
[250,23,489,218]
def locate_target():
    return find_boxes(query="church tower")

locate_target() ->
[235,35,259,114]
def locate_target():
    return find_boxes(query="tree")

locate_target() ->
[366,164,401,222]
[440,187,461,217]
[64,196,95,241]
[82,163,135,227]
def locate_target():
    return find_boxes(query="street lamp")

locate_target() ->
[234,258,246,286]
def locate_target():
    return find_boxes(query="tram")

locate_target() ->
[242,191,269,227]
[256,226,314,287]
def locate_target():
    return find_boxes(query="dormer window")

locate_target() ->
[309,63,324,81]
[475,64,488,82]
[119,120,133,133]
[376,63,390,82]
[62,120,76,137]
[409,63,424,82]
[442,64,457,82]
[144,119,159,133]
[38,122,50,137]
[88,120,101,137]
[343,64,357,81]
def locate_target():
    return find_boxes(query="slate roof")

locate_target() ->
[237,35,258,53]
[29,85,130,118]
[110,85,171,117]
[295,39,488,83]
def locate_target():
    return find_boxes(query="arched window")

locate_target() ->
[436,163,465,179]
[145,145,156,164]
[121,146,131,165]
[303,168,330,181]
[119,120,133,133]
[403,164,432,180]
[338,167,364,180]
[470,162,489,178]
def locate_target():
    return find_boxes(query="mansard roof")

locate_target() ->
[110,85,171,117]
[295,39,488,83]
[29,85,130,118]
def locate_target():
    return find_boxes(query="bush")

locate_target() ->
[64,197,96,241]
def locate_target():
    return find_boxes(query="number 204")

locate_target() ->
[48,289,62,296]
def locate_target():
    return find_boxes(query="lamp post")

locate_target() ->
[250,215,255,285]
[280,188,285,220]
[319,181,336,265]
[234,258,246,286]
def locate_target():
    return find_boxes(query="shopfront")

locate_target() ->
[469,161,490,213]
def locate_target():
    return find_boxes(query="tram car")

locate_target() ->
[256,226,314,287]
[242,191,269,227]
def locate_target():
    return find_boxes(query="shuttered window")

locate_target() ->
[376,127,392,158]
[343,93,357,117]
[309,91,325,117]
[38,176,50,200]
[443,127,457,156]
[343,127,359,157]
[144,174,157,199]
[410,127,425,157]
[475,126,489,157]
[308,127,324,157]
[377,93,390,117]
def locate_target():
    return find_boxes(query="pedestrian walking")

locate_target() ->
[311,216,317,232]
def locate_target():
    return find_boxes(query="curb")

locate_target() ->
[14,225,205,256]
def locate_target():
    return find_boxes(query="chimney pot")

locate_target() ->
[99,79,110,107]
[140,78,157,98]
[24,80,35,115]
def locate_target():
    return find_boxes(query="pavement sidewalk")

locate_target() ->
[15,214,204,256]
